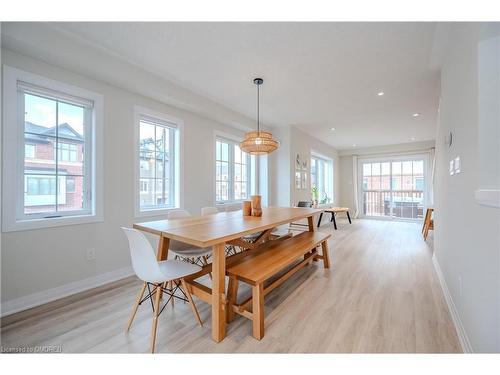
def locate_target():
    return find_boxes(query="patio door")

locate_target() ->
[359,155,427,220]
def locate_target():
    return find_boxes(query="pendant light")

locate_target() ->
[240,78,279,155]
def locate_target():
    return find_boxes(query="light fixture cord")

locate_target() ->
[257,82,260,135]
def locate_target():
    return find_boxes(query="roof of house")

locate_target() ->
[25,122,84,143]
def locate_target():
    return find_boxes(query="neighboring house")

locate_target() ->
[139,137,171,207]
[24,122,84,213]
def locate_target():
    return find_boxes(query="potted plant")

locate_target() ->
[311,186,319,207]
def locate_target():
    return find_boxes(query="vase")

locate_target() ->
[251,195,262,217]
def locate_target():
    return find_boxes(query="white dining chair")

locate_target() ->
[167,210,212,267]
[122,227,202,353]
[201,206,218,216]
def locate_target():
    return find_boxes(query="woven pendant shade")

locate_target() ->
[240,131,279,155]
[240,78,279,155]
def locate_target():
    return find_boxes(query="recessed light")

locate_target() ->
[352,144,357,147]
[413,113,420,117]
[377,91,384,96]
[410,137,416,141]
[330,127,336,131]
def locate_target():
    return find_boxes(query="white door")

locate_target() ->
[360,156,427,220]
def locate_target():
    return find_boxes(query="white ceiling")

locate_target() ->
[51,22,439,150]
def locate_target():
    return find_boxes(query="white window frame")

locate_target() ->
[214,133,253,205]
[134,106,183,218]
[357,152,431,222]
[2,66,103,232]
[311,152,334,206]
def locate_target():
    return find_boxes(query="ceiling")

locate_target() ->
[51,22,440,150]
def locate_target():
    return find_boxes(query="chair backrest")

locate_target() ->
[168,209,191,219]
[121,227,166,283]
[225,204,242,212]
[201,206,218,216]
[297,201,312,208]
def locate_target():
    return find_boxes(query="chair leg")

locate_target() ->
[181,279,203,327]
[422,209,431,234]
[126,282,147,332]
[227,276,239,323]
[167,281,174,307]
[321,240,331,269]
[150,284,162,353]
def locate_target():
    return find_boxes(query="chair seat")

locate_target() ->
[169,240,212,258]
[158,259,201,281]
[241,232,262,241]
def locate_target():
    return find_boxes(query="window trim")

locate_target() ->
[213,132,252,205]
[356,152,431,222]
[2,66,103,232]
[133,106,183,218]
[311,152,334,205]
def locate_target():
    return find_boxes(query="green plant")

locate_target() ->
[311,186,318,201]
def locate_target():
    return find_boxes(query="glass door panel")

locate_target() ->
[361,158,425,220]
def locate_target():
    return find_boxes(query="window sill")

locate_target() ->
[2,213,103,233]
[475,189,500,208]
[215,201,245,207]
[134,207,180,219]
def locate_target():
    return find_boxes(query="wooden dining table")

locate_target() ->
[133,206,322,342]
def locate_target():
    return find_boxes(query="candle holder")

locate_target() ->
[243,200,252,216]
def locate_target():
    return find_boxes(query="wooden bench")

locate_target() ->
[317,207,351,229]
[226,231,331,340]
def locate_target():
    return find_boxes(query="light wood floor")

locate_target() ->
[0,219,461,353]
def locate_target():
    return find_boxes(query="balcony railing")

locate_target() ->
[362,190,424,219]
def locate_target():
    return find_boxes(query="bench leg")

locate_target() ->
[317,212,323,228]
[321,241,331,269]
[346,211,352,224]
[252,284,264,340]
[331,213,338,230]
[227,276,239,323]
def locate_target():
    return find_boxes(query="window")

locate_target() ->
[310,155,333,204]
[136,109,180,215]
[139,179,149,193]
[2,66,103,231]
[58,142,78,162]
[360,157,426,219]
[66,176,76,193]
[25,144,35,159]
[215,137,251,203]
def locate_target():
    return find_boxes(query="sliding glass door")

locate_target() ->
[360,156,426,220]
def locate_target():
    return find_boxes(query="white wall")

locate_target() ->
[338,140,436,210]
[0,48,252,309]
[268,126,339,208]
[433,23,500,352]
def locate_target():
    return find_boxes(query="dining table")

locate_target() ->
[133,206,322,342]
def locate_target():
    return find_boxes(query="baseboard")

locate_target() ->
[0,266,134,318]
[432,254,473,353]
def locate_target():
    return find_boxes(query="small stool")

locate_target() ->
[422,208,434,240]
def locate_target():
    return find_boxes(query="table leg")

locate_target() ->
[307,216,315,232]
[156,235,170,261]
[156,236,170,298]
[211,243,226,342]
[346,211,352,224]
[332,213,338,230]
